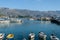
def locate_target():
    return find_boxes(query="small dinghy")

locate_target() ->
[29,32,35,40]
[50,34,59,40]
[6,34,14,40]
[0,33,4,40]
[38,32,47,40]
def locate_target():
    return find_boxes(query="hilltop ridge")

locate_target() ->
[0,7,60,18]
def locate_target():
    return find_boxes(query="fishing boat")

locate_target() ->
[6,34,14,40]
[0,33,4,40]
[38,32,47,40]
[50,34,59,40]
[29,32,35,40]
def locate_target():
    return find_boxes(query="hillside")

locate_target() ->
[0,7,60,18]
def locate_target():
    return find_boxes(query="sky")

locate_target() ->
[0,0,60,11]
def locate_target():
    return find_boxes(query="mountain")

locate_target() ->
[0,7,60,18]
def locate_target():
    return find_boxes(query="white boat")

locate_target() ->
[10,18,23,23]
[38,32,47,40]
[29,18,34,20]
[0,20,10,24]
[16,19,22,23]
[50,34,59,40]
[29,32,35,39]
[0,33,4,40]
[0,18,10,24]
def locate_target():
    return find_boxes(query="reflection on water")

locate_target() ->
[0,22,22,27]
[0,20,60,40]
[0,24,9,28]
[40,21,51,24]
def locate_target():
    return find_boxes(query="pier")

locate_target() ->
[51,17,60,25]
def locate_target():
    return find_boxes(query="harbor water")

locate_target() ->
[0,18,60,40]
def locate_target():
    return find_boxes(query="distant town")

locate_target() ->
[0,7,60,24]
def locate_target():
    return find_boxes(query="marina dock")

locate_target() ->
[51,17,60,25]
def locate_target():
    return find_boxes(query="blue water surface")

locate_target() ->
[0,19,60,40]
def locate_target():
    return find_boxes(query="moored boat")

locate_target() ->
[0,18,10,24]
[0,33,5,40]
[10,18,23,23]
[0,20,10,24]
[50,34,59,40]
[6,34,14,40]
[16,19,23,23]
[29,32,35,40]
[38,32,47,40]
[29,18,34,21]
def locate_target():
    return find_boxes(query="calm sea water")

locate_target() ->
[0,19,60,40]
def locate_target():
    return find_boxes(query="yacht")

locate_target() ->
[10,18,23,23]
[38,32,47,40]
[16,19,23,23]
[29,18,34,20]
[0,18,10,24]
